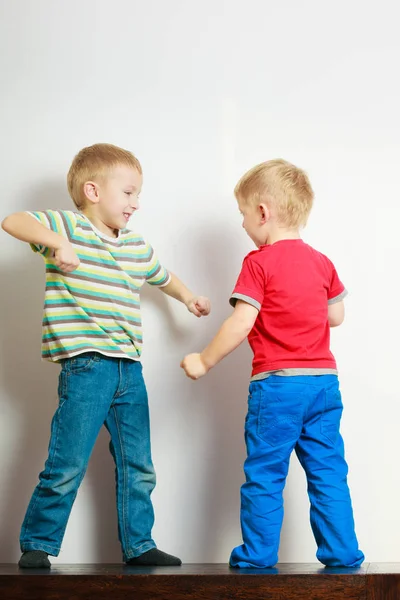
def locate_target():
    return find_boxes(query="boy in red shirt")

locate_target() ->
[181,159,364,568]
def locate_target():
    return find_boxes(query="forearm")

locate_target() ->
[2,212,64,249]
[160,272,194,305]
[201,314,251,370]
[329,319,342,328]
[328,301,345,327]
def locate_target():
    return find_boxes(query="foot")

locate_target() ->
[127,548,182,566]
[19,550,51,569]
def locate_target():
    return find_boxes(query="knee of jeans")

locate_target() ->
[144,470,156,486]
[41,461,87,494]
[133,468,156,491]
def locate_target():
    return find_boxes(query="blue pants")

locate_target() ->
[230,375,364,568]
[20,353,157,561]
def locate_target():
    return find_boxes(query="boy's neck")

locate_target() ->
[81,210,119,238]
[267,227,301,245]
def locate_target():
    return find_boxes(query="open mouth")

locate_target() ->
[123,213,132,221]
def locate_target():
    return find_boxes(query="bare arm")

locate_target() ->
[2,212,80,272]
[160,272,210,317]
[328,300,345,327]
[181,300,258,379]
[2,212,64,248]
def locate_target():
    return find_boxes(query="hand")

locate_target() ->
[186,296,211,318]
[180,353,209,380]
[53,240,80,273]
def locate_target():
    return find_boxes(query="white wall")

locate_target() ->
[0,0,399,564]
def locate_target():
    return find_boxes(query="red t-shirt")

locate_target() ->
[230,240,346,377]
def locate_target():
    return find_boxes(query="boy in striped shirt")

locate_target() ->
[2,143,210,569]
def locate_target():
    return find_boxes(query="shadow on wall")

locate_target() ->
[158,223,252,563]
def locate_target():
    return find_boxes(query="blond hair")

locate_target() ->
[67,143,142,209]
[235,159,314,228]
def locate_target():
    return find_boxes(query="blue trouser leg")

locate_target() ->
[295,378,364,567]
[20,354,112,555]
[105,359,156,560]
[230,376,304,567]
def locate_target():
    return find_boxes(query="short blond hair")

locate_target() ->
[67,143,142,209]
[235,159,314,228]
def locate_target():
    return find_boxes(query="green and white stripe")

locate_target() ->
[29,210,170,362]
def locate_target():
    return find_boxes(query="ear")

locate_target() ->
[258,203,270,224]
[83,181,100,204]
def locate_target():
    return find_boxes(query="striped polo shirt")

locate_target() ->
[28,210,171,362]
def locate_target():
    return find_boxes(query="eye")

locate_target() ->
[125,191,132,196]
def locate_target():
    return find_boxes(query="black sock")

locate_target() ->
[19,551,51,569]
[127,548,182,566]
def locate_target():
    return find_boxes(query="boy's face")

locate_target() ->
[239,200,269,247]
[86,165,143,231]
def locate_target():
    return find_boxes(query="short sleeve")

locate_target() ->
[27,210,77,257]
[145,241,171,287]
[328,262,347,304]
[230,255,265,310]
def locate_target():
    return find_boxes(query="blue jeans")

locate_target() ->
[230,375,364,568]
[20,353,156,561]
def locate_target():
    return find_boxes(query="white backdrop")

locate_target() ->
[0,0,399,564]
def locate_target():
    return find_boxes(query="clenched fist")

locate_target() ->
[181,353,209,380]
[53,240,80,273]
[186,296,211,318]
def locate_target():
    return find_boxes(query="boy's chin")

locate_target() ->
[115,217,130,229]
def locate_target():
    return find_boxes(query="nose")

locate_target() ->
[129,198,139,210]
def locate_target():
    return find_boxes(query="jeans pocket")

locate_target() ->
[58,353,101,406]
[257,390,304,447]
[65,353,101,374]
[320,388,343,445]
